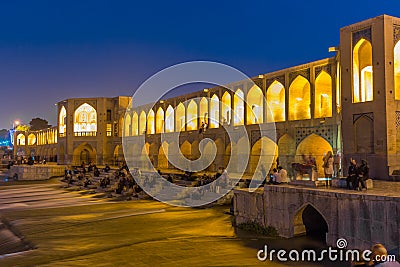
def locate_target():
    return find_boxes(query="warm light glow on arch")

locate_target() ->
[165,105,174,133]
[124,114,131,136]
[187,100,198,130]
[139,111,146,134]
[175,103,185,131]
[246,86,263,124]
[266,81,285,122]
[17,133,25,146]
[74,103,97,134]
[353,38,373,102]
[147,109,155,134]
[199,97,208,125]
[314,71,332,118]
[156,107,164,133]
[59,106,66,135]
[395,41,400,100]
[210,94,220,128]
[288,76,311,120]
[221,92,231,125]
[28,133,36,146]
[132,112,138,136]
[234,89,244,125]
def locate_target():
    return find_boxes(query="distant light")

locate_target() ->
[203,89,209,93]
[258,75,264,79]
[328,46,339,52]
[160,100,165,104]
[14,120,20,125]
[296,97,303,101]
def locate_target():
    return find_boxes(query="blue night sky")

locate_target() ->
[0,1,399,129]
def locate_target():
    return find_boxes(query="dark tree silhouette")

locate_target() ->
[29,118,51,131]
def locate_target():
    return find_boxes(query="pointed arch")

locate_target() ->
[266,81,285,122]
[199,97,208,125]
[210,94,220,128]
[353,38,373,102]
[59,106,67,136]
[158,141,169,169]
[156,107,165,133]
[124,113,131,136]
[187,100,198,130]
[27,133,36,146]
[165,105,174,133]
[221,92,231,125]
[289,76,311,120]
[74,103,97,135]
[176,103,185,131]
[314,71,332,118]
[395,40,400,100]
[16,134,25,146]
[132,112,138,136]
[147,109,155,134]
[246,85,264,124]
[234,89,244,125]
[139,111,146,134]
[250,137,278,174]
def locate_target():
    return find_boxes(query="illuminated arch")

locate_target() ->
[221,92,231,125]
[124,113,131,136]
[147,109,155,134]
[175,103,185,131]
[59,106,66,136]
[74,103,97,135]
[296,134,332,177]
[165,105,174,133]
[395,41,400,100]
[234,89,244,125]
[199,97,208,125]
[139,111,146,134]
[156,107,165,133]
[210,94,220,128]
[27,134,36,146]
[158,141,169,169]
[288,76,311,120]
[132,112,138,136]
[246,86,264,124]
[266,81,285,122]
[314,71,332,118]
[250,137,278,174]
[187,100,198,130]
[353,38,373,103]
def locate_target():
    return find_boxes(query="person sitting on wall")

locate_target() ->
[347,158,357,190]
[272,168,280,184]
[278,166,289,183]
[356,159,369,191]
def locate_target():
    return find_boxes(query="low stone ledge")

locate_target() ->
[9,165,65,181]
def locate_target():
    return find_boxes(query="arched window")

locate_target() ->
[156,107,164,133]
[199,97,208,125]
[147,109,155,134]
[59,106,66,136]
[74,103,97,136]
[222,92,231,125]
[246,86,264,124]
[132,112,138,136]
[288,76,311,120]
[266,81,285,122]
[187,100,198,130]
[165,105,174,133]
[175,103,185,131]
[353,38,373,102]
[210,94,220,128]
[17,134,25,146]
[139,111,146,134]
[234,89,244,125]
[124,114,131,136]
[395,41,400,100]
[27,134,36,146]
[315,71,332,118]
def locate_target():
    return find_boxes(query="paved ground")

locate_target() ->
[0,180,354,267]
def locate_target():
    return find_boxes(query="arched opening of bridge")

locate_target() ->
[73,143,96,165]
[294,204,328,244]
[147,109,155,134]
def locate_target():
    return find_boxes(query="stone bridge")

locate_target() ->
[234,184,400,254]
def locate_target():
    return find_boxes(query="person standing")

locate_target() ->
[323,151,334,187]
[347,158,357,190]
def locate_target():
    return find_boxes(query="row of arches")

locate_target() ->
[124,72,333,136]
[125,133,333,177]
[16,129,57,146]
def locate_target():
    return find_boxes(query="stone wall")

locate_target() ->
[234,185,400,254]
[9,165,65,180]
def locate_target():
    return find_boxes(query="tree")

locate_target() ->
[29,118,51,131]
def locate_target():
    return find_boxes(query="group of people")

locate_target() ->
[268,166,289,184]
[347,158,369,191]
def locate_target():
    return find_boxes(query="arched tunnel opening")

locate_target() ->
[294,204,328,244]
